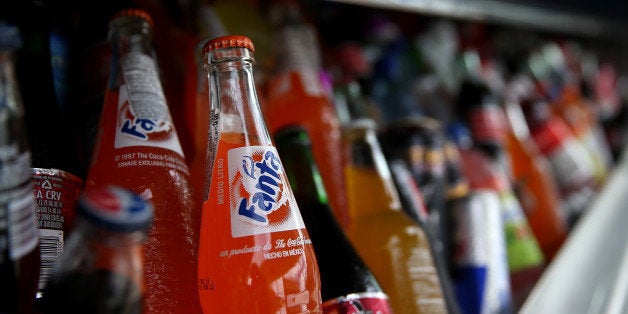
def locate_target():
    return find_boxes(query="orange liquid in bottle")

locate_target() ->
[87,89,200,313]
[197,131,321,313]
[344,165,446,314]
[504,130,568,261]
[264,71,348,228]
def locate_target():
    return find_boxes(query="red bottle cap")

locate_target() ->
[111,8,154,28]
[203,35,255,55]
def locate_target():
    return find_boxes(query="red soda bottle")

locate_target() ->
[85,9,201,313]
[196,34,322,313]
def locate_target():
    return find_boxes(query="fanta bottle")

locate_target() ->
[85,9,201,313]
[196,35,322,313]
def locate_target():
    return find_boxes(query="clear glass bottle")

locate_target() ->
[0,21,40,314]
[197,34,322,313]
[41,185,153,314]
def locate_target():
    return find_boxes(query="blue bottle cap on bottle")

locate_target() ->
[79,185,154,233]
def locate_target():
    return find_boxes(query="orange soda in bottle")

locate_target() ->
[196,35,322,313]
[85,9,201,313]
[262,1,349,228]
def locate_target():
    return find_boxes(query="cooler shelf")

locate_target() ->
[325,0,627,39]
[520,147,628,313]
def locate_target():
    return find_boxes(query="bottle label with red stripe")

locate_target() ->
[32,167,84,292]
[469,106,507,144]
[322,292,393,313]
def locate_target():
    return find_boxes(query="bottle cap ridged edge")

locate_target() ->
[202,35,255,55]
[111,8,154,28]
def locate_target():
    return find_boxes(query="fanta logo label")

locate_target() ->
[114,86,184,157]
[228,146,305,238]
[237,150,283,224]
[121,117,171,140]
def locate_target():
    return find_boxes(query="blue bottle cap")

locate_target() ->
[0,22,21,51]
[79,185,154,233]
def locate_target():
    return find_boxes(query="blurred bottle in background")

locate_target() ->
[13,2,85,301]
[448,123,515,314]
[85,9,201,313]
[276,125,394,313]
[342,117,447,313]
[263,0,349,228]
[455,75,545,309]
[41,186,152,314]
[0,20,40,314]
[197,34,322,312]
[502,75,568,261]
[518,90,597,227]
[527,44,609,189]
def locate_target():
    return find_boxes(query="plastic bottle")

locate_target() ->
[275,125,393,313]
[85,9,201,313]
[535,43,612,187]
[342,117,447,313]
[263,0,349,228]
[41,185,153,314]
[519,91,597,227]
[447,123,514,314]
[197,34,322,313]
[503,76,568,261]
[456,79,545,308]
[13,4,85,300]
[0,21,40,314]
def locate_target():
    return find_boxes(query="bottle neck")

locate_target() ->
[206,46,270,146]
[108,18,156,87]
[0,49,29,154]
[344,120,402,216]
[0,50,19,109]
[275,127,329,206]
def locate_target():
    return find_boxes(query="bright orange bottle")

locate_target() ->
[503,78,568,261]
[196,35,322,313]
[262,1,349,228]
[85,9,201,313]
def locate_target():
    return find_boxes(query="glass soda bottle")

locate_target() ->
[379,119,460,314]
[197,34,322,313]
[342,117,447,313]
[14,5,85,299]
[275,125,393,313]
[85,9,201,313]
[263,1,349,228]
[41,185,153,314]
[0,21,40,314]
